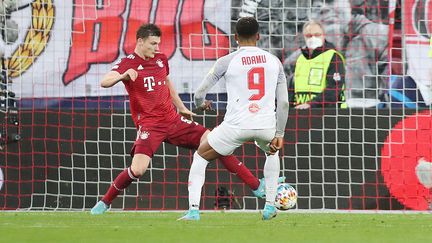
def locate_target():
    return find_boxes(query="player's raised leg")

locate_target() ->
[91,153,150,215]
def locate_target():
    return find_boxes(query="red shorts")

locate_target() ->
[130,115,207,157]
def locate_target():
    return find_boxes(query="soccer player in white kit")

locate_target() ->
[178,17,289,221]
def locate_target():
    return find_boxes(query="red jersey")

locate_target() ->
[112,52,177,127]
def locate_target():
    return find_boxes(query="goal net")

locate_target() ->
[1,0,431,211]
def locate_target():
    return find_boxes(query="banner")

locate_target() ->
[3,0,231,98]
[404,0,432,104]
[2,0,397,100]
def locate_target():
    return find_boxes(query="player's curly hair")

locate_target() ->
[136,24,161,40]
[235,17,259,39]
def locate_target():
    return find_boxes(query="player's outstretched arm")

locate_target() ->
[194,57,228,109]
[100,69,137,88]
[274,61,289,142]
[166,76,196,120]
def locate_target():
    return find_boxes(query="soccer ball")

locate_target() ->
[275,183,297,210]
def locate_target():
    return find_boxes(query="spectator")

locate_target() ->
[285,0,389,108]
[290,21,346,109]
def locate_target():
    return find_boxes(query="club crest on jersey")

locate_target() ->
[136,130,150,140]
[156,59,164,68]
[249,103,260,113]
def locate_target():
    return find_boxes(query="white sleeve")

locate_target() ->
[275,61,289,137]
[194,55,232,107]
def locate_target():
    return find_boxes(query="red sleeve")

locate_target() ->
[162,54,169,75]
[111,57,130,75]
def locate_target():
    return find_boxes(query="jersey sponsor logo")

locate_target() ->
[156,59,164,68]
[248,103,260,113]
[143,76,156,91]
[143,76,166,91]
[138,65,144,70]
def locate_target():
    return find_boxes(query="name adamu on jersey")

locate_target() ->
[241,55,267,65]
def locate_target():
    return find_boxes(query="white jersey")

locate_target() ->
[195,46,288,133]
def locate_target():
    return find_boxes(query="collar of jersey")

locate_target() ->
[239,46,259,49]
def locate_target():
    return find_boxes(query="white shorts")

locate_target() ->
[207,122,276,156]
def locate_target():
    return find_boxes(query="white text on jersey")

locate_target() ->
[143,76,156,91]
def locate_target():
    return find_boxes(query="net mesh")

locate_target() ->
[1,0,431,211]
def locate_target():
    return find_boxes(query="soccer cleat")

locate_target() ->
[278,176,286,184]
[90,201,109,215]
[177,209,200,221]
[262,204,277,220]
[252,176,286,198]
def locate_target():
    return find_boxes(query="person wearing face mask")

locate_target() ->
[289,21,346,109]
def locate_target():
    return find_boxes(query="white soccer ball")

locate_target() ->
[275,183,297,210]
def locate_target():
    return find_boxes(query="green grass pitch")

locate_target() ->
[1,211,431,243]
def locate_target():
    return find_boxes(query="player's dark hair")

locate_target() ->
[136,24,161,40]
[235,17,259,39]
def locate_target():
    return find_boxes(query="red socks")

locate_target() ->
[219,155,260,190]
[101,167,138,205]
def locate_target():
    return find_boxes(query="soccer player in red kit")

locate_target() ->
[91,24,282,214]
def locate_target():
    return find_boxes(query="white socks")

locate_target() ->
[188,151,209,209]
[264,151,280,205]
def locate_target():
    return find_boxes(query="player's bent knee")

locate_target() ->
[197,143,221,161]
[131,153,151,177]
[130,166,145,178]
